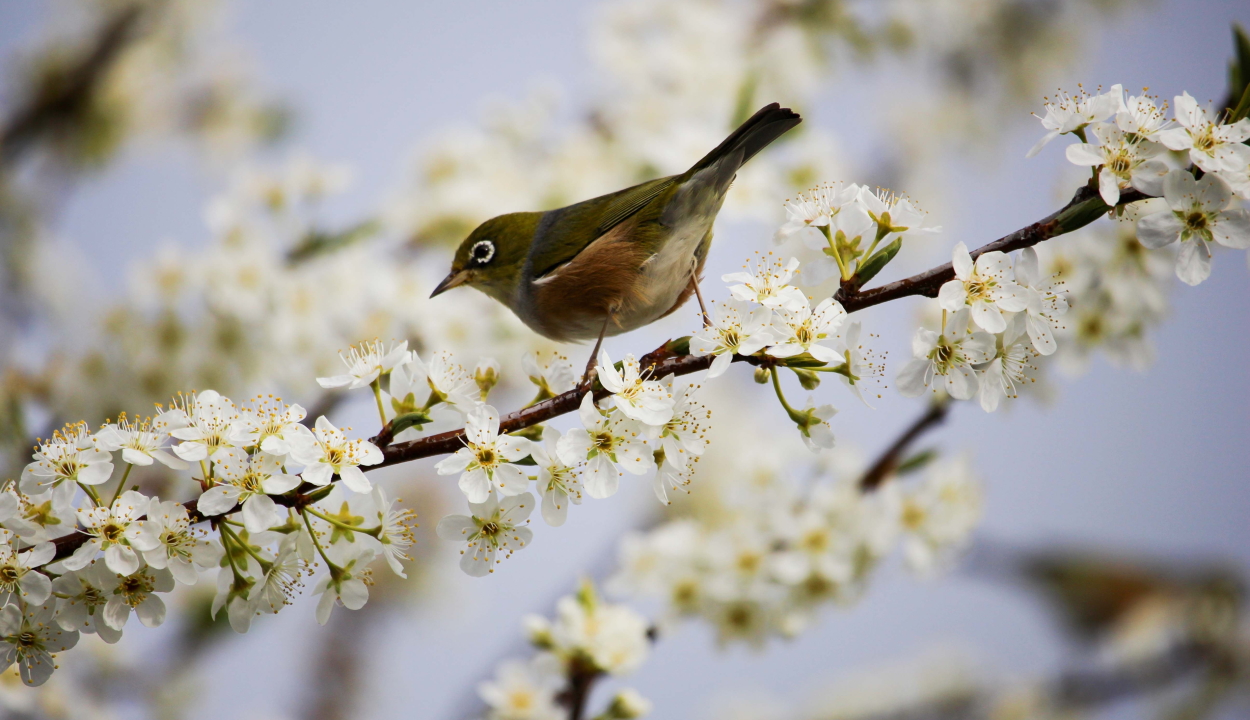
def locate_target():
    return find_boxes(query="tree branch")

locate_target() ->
[0,1,155,166]
[44,181,1143,567]
[858,401,949,491]
[377,181,1136,469]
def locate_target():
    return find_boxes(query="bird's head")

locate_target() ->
[430,212,541,305]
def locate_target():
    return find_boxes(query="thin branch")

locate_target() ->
[558,404,953,720]
[0,1,155,166]
[377,181,1137,470]
[45,181,1143,566]
[858,401,949,491]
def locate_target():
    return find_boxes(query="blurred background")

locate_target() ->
[0,0,1248,719]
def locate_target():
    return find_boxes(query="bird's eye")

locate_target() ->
[470,240,495,265]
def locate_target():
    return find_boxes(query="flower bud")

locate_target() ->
[753,367,770,384]
[604,689,652,719]
[792,368,821,390]
[474,358,501,400]
[523,614,555,650]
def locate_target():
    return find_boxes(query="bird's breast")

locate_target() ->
[517,215,713,342]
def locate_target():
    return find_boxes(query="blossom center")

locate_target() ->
[592,431,616,454]
[0,566,19,584]
[101,522,125,542]
[1183,211,1209,232]
[14,631,39,651]
[475,447,498,467]
[965,278,995,301]
[1107,151,1131,175]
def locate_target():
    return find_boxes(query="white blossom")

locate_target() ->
[102,565,175,631]
[93,414,188,470]
[859,186,940,241]
[522,352,578,399]
[689,300,775,378]
[722,254,808,311]
[834,322,885,406]
[1026,84,1124,158]
[228,396,313,457]
[539,591,650,675]
[62,491,159,576]
[20,423,114,495]
[776,185,835,238]
[289,416,384,493]
[896,309,996,400]
[938,243,1028,333]
[316,339,412,390]
[434,404,532,503]
[1136,170,1250,285]
[1115,90,1170,139]
[51,563,122,643]
[0,530,53,605]
[312,544,375,625]
[898,455,983,575]
[167,390,243,463]
[198,451,301,533]
[595,350,674,426]
[766,297,847,363]
[0,603,78,686]
[1157,92,1250,173]
[369,486,417,578]
[1014,247,1069,355]
[250,534,306,615]
[796,396,837,453]
[1064,123,1170,205]
[531,426,582,527]
[412,351,479,411]
[436,493,535,577]
[558,394,654,499]
[977,317,1034,413]
[478,657,564,720]
[142,500,224,584]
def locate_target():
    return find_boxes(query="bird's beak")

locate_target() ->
[430,269,471,298]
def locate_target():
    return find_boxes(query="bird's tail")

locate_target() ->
[686,103,801,177]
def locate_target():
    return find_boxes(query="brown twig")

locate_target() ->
[858,401,949,491]
[0,2,155,166]
[44,182,1142,567]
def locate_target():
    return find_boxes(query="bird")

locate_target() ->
[430,103,801,377]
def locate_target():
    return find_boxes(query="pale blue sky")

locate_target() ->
[1,2,1248,719]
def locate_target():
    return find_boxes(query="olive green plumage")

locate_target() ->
[432,103,801,342]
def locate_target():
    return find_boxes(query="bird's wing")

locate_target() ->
[594,176,677,236]
[529,176,677,280]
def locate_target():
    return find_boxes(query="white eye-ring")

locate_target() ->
[470,240,495,264]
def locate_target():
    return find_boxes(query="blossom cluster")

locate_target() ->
[609,455,982,647]
[426,349,709,576]
[690,252,887,448]
[477,581,653,720]
[896,242,1062,412]
[1,378,417,685]
[1029,85,1250,285]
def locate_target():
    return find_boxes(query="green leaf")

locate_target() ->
[508,425,545,442]
[286,219,381,265]
[1228,24,1250,117]
[855,237,902,285]
[663,336,692,356]
[389,411,432,437]
[779,352,828,369]
[896,448,938,476]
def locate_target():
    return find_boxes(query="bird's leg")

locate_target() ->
[689,272,712,327]
[581,315,611,389]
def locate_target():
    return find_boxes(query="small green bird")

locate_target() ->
[430,103,801,358]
